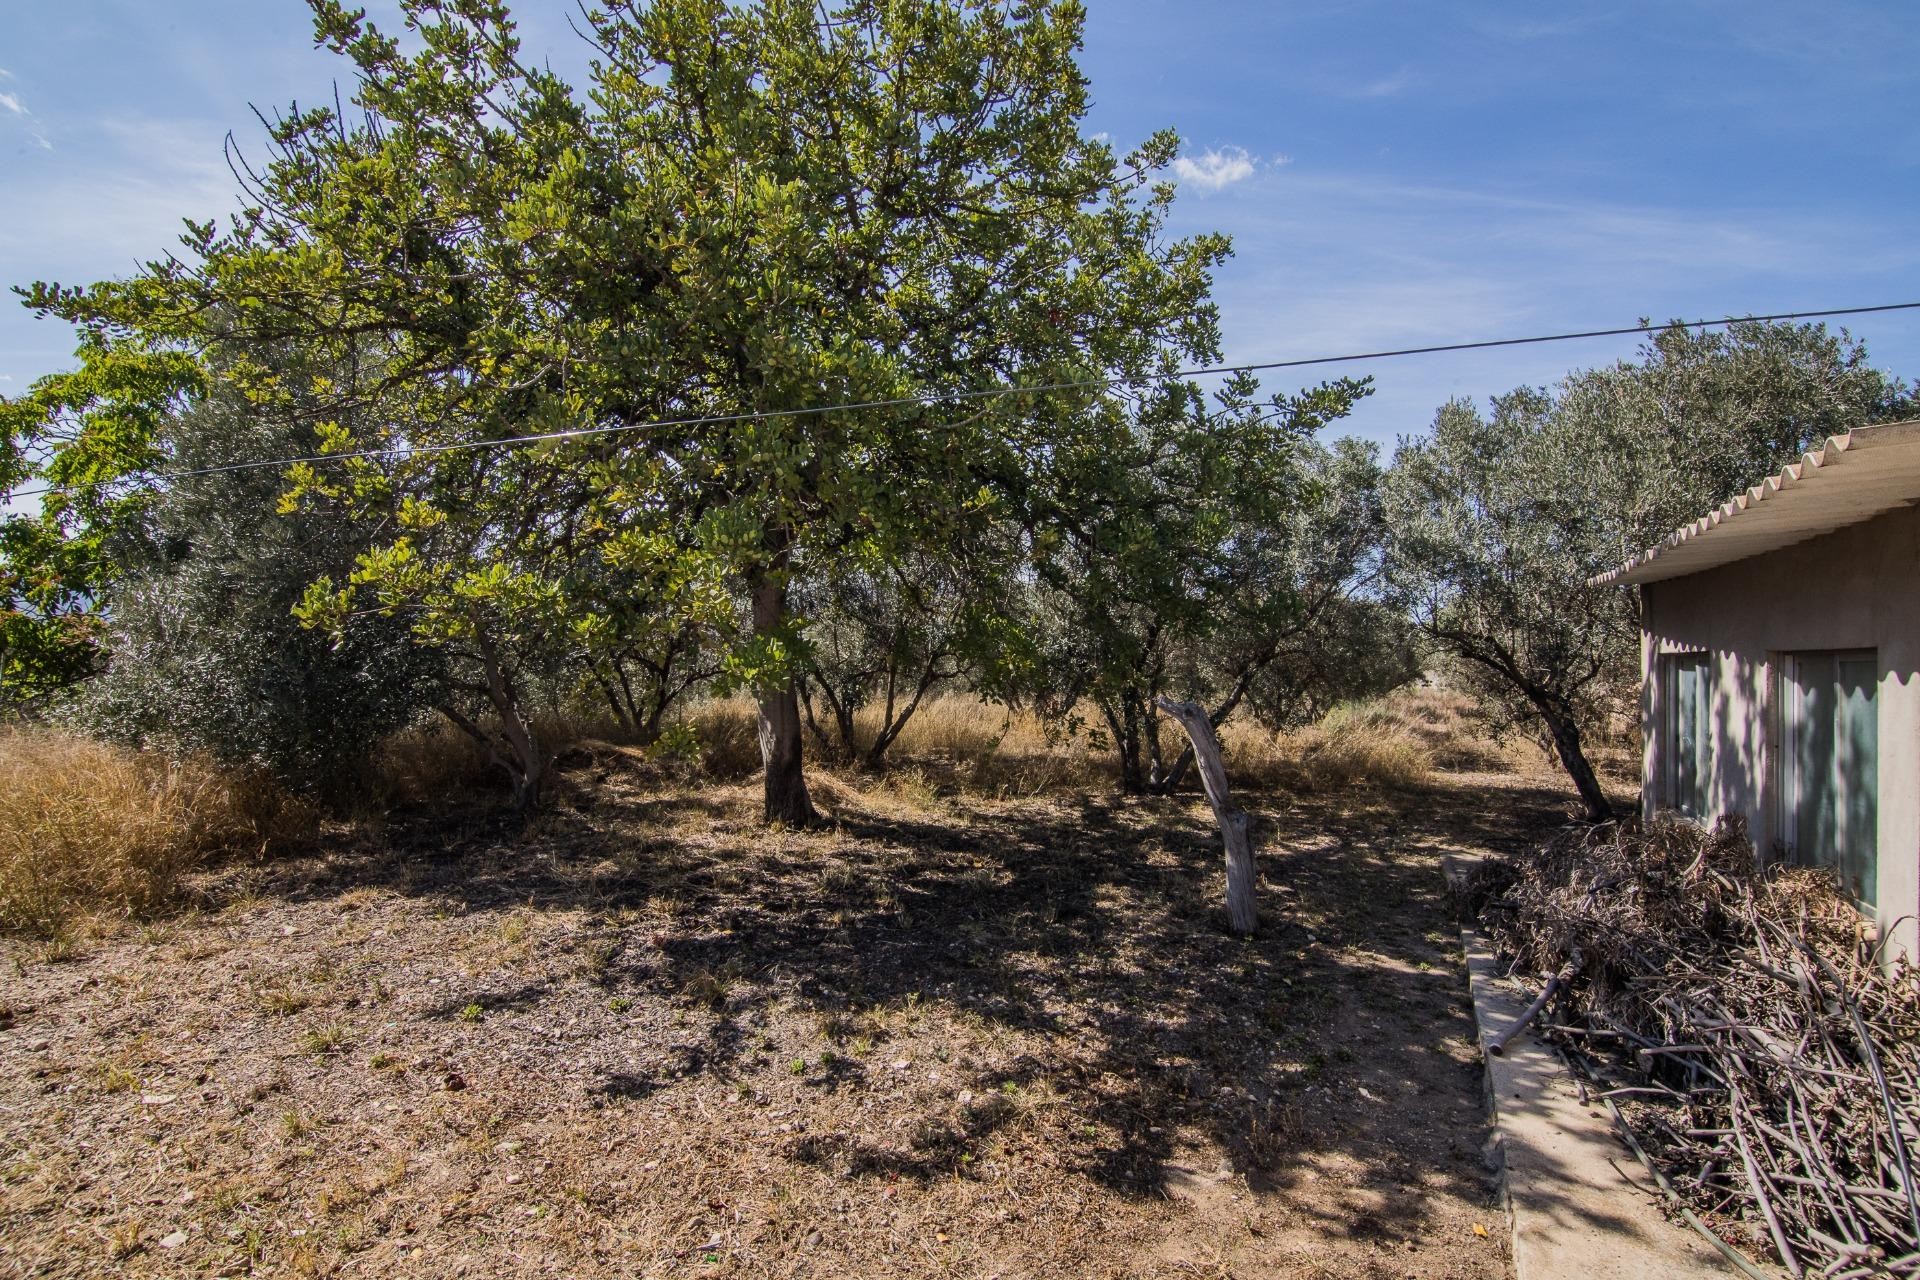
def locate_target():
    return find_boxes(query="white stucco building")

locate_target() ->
[1595,420,1920,956]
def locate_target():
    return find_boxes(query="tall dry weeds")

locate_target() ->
[0,727,303,935]
[1219,699,1432,792]
[670,689,1496,798]
[675,695,1104,795]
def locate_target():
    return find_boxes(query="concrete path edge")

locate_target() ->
[1444,856,1741,1280]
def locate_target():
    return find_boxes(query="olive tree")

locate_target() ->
[793,538,1025,769]
[1023,373,1371,793]
[75,361,444,791]
[1384,320,1913,820]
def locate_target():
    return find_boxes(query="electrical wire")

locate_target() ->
[9,300,1919,501]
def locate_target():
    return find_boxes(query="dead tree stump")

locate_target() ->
[1153,695,1258,935]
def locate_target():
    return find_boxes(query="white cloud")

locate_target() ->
[0,73,52,150]
[0,115,237,274]
[1353,69,1419,99]
[1172,145,1256,192]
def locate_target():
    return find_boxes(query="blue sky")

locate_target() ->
[2,1,1917,446]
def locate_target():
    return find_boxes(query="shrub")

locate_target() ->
[0,727,305,935]
[70,377,445,794]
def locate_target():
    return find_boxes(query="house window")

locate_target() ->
[1781,651,1878,907]
[1664,653,1712,818]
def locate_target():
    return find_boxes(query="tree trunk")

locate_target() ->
[636,703,665,748]
[752,570,819,827]
[1154,695,1259,934]
[1104,697,1147,794]
[1151,657,1270,795]
[863,676,933,771]
[832,700,860,765]
[1533,697,1613,822]
[591,667,634,735]
[475,629,545,810]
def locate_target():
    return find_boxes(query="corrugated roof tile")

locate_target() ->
[1591,418,1920,587]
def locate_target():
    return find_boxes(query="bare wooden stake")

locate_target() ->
[1153,695,1258,935]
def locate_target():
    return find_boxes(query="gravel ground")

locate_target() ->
[0,758,1573,1278]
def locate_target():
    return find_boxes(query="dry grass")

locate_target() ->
[0,767,1558,1279]
[1223,702,1432,792]
[674,686,1534,799]
[680,696,765,778]
[680,694,1104,795]
[1220,690,1543,792]
[0,727,304,937]
[0,685,1544,941]
[1344,688,1549,774]
[370,712,606,808]
[367,717,500,805]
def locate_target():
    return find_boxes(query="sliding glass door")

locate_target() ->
[1782,651,1878,906]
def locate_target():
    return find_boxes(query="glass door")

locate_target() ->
[1783,651,1878,906]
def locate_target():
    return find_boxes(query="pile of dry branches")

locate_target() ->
[1477,817,1920,1278]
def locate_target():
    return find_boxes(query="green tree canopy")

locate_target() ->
[1021,372,1371,793]
[1385,320,1914,820]
[7,0,1231,820]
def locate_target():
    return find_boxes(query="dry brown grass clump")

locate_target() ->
[1234,702,1433,791]
[369,717,502,804]
[675,694,1105,794]
[679,696,764,778]
[0,727,303,935]
[371,711,613,808]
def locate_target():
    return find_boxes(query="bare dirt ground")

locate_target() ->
[0,758,1577,1279]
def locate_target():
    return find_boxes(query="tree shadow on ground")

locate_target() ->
[225,760,1618,1250]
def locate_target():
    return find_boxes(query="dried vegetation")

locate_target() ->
[0,689,1542,942]
[0,691,1565,1278]
[1475,817,1920,1278]
[0,728,304,937]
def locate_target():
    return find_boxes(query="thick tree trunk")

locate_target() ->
[1533,698,1613,822]
[752,570,819,827]
[1154,695,1259,935]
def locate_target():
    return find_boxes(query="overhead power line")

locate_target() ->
[10,300,1920,502]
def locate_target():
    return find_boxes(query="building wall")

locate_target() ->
[1640,500,1920,958]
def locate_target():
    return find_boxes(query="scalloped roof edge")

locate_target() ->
[1591,418,1920,588]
